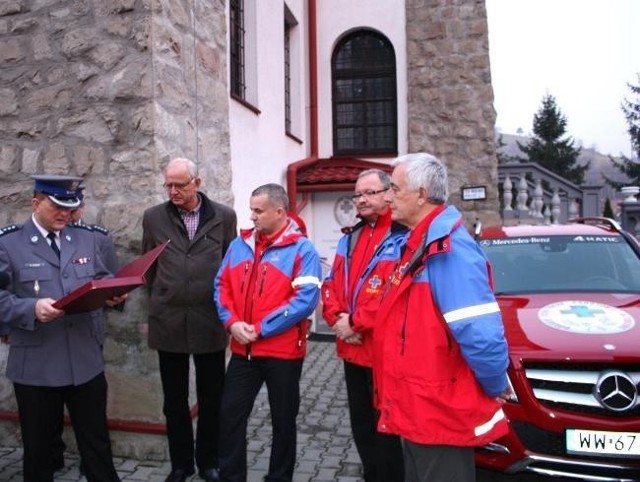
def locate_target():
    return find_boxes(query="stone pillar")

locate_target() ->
[0,0,231,459]
[405,0,500,226]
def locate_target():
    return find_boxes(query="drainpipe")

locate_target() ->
[287,0,319,213]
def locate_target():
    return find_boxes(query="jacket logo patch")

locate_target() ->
[268,252,281,263]
[368,275,382,289]
[72,257,91,265]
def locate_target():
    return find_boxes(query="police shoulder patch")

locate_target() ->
[69,221,93,232]
[90,224,109,236]
[0,224,21,237]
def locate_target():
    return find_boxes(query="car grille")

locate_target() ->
[523,362,640,417]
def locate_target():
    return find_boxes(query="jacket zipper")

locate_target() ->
[240,262,250,293]
[401,299,409,355]
[258,265,267,296]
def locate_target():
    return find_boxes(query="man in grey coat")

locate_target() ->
[0,174,124,482]
[142,158,237,482]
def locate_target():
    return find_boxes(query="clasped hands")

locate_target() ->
[230,321,259,345]
[333,313,362,345]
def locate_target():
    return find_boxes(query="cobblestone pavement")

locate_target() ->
[0,339,560,481]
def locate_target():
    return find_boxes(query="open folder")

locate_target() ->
[53,240,170,314]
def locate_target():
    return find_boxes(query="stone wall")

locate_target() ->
[405,0,501,226]
[0,0,231,459]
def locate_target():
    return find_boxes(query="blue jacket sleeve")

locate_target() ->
[429,230,510,397]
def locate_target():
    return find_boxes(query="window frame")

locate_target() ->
[331,30,398,156]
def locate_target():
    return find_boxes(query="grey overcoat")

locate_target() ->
[0,218,111,386]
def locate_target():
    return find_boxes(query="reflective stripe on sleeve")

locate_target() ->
[291,276,321,288]
[443,301,500,324]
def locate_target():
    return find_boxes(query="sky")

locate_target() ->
[486,0,640,157]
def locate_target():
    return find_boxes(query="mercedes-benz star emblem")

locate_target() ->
[594,371,638,412]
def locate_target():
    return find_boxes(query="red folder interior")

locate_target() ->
[53,240,170,313]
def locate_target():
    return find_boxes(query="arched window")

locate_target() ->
[332,30,397,156]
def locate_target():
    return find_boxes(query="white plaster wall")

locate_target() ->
[229,0,310,228]
[228,0,407,229]
[315,0,408,161]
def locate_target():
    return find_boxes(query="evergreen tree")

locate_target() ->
[517,94,587,185]
[602,197,614,218]
[605,75,640,189]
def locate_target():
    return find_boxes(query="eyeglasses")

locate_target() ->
[163,179,194,191]
[350,188,389,200]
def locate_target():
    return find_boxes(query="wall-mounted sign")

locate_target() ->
[461,185,487,201]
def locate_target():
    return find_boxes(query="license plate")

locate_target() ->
[566,429,640,457]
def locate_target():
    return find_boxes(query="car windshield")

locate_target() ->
[480,234,640,294]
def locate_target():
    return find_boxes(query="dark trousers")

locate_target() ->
[52,412,66,467]
[158,350,226,473]
[218,355,304,482]
[344,361,404,482]
[14,372,119,482]
[402,440,475,482]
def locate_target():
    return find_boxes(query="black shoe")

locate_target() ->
[165,468,195,482]
[198,468,220,482]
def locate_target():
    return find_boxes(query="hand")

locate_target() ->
[333,313,356,341]
[344,333,363,345]
[105,293,128,307]
[496,387,515,404]
[35,298,65,323]
[229,321,259,345]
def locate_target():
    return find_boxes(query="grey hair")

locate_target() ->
[165,158,198,179]
[251,183,290,211]
[393,153,448,204]
[357,168,391,189]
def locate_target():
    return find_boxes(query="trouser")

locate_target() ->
[344,360,404,482]
[158,350,226,473]
[14,372,120,482]
[402,440,475,482]
[52,411,66,468]
[218,355,304,482]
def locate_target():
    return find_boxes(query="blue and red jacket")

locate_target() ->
[373,205,510,446]
[322,211,406,367]
[214,217,322,360]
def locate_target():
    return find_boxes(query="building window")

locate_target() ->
[284,5,300,138]
[332,30,397,156]
[229,0,245,99]
[284,5,298,134]
[284,19,292,133]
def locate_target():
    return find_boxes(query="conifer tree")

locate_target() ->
[605,75,640,189]
[602,197,614,218]
[517,94,587,185]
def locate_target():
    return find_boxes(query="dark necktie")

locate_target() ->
[47,232,60,258]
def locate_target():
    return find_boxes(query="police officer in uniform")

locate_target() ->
[0,175,124,482]
[51,186,121,472]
